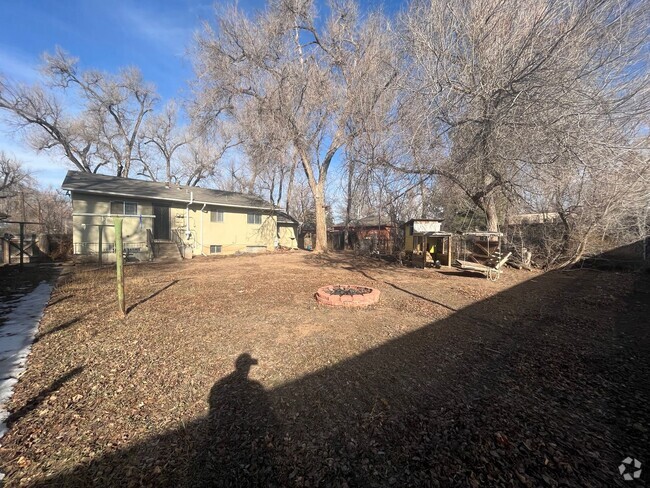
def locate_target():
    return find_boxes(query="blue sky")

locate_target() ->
[0,0,404,189]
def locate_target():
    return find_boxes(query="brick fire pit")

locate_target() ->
[315,285,380,307]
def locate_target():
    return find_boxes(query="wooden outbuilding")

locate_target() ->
[403,219,452,267]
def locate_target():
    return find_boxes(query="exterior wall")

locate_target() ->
[413,220,442,233]
[278,224,298,249]
[71,193,290,260]
[72,193,154,261]
[176,204,280,256]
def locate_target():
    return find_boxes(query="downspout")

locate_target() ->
[200,203,207,256]
[186,191,194,239]
[183,191,194,259]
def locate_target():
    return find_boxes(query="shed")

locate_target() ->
[403,219,452,267]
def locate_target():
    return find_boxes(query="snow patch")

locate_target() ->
[0,281,54,438]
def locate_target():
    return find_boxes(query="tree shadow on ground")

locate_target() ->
[33,315,88,343]
[6,366,83,428]
[45,294,73,308]
[385,281,458,312]
[19,267,650,487]
[306,251,400,273]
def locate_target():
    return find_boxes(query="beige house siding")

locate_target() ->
[71,193,294,259]
[72,195,153,258]
[185,205,278,256]
[277,223,298,249]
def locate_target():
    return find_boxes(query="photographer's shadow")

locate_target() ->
[195,353,279,487]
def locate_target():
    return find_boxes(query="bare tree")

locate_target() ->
[193,0,399,251]
[0,152,29,198]
[396,0,649,234]
[139,100,188,183]
[0,77,106,173]
[43,48,158,177]
[177,131,238,187]
[1,48,158,177]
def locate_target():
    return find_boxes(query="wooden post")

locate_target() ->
[2,238,8,264]
[19,222,24,269]
[447,236,452,267]
[114,218,126,316]
[98,225,103,267]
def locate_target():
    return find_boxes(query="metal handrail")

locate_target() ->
[146,228,154,261]
[170,228,186,258]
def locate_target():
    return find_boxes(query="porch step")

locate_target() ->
[153,242,182,262]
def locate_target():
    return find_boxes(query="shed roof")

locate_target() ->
[402,218,444,227]
[412,231,453,237]
[462,231,503,237]
[62,171,276,211]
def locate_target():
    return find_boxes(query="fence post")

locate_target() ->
[19,222,24,269]
[98,225,103,267]
[114,218,126,316]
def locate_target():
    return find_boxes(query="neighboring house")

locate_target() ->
[328,215,400,252]
[509,212,560,225]
[62,171,299,262]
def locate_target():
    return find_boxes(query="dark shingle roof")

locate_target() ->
[276,211,299,224]
[62,171,275,211]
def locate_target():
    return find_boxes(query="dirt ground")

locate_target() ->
[0,251,648,487]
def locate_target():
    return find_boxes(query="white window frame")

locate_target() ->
[210,210,224,223]
[110,201,138,216]
[210,244,222,254]
[247,213,262,225]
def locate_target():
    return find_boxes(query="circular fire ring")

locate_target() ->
[315,284,380,307]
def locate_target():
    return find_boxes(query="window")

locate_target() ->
[125,202,138,215]
[110,201,138,215]
[210,211,224,222]
[247,213,262,225]
[210,245,222,254]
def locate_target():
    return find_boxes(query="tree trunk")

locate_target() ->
[485,197,499,233]
[344,159,355,250]
[419,179,427,218]
[313,184,328,252]
[285,158,297,215]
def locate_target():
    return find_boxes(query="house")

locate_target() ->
[509,212,560,225]
[403,218,452,267]
[328,215,400,252]
[62,171,299,262]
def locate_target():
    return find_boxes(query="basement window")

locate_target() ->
[210,210,224,222]
[110,201,138,215]
[210,245,222,254]
[247,213,262,225]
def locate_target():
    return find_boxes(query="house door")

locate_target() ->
[153,205,170,240]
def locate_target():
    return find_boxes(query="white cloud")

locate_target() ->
[117,5,195,57]
[0,46,41,82]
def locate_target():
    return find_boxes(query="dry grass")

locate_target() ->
[0,251,647,487]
